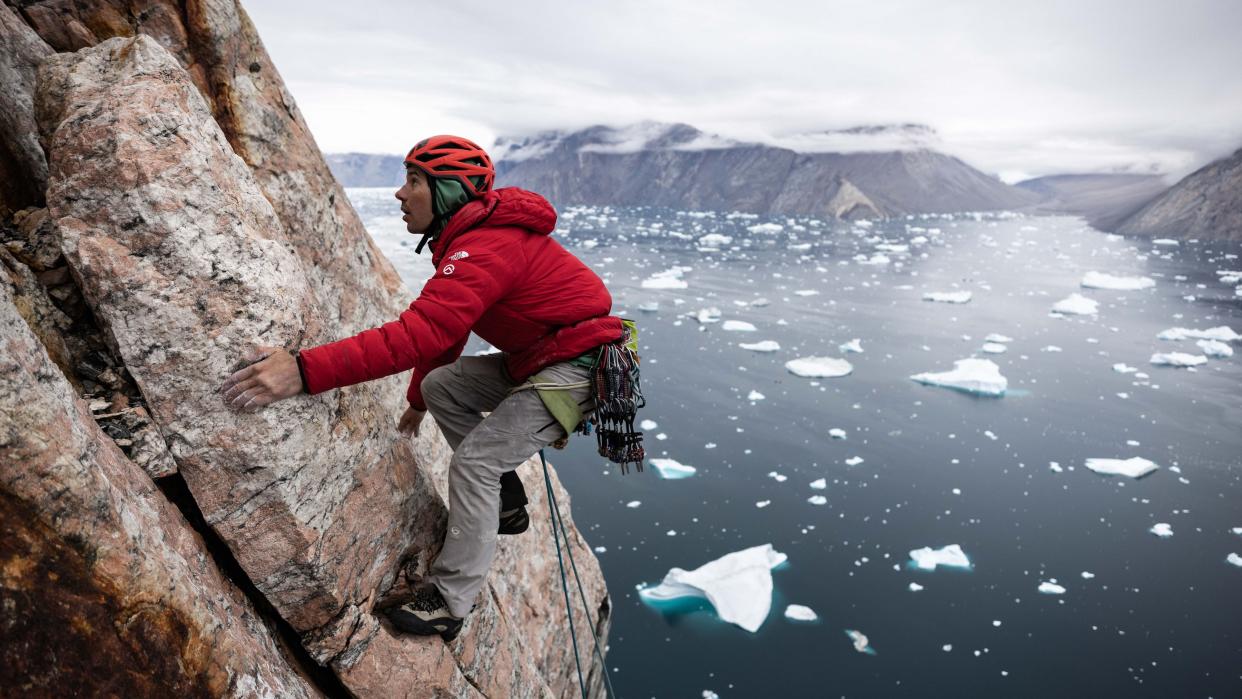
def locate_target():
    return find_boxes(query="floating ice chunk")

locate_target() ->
[739,340,781,352]
[642,267,690,289]
[1038,581,1066,595]
[1081,571,1095,579]
[638,544,788,632]
[1232,527,1242,536]
[626,500,642,508]
[649,458,696,479]
[693,307,722,323]
[793,289,820,297]
[747,390,766,401]
[1152,238,1180,246]
[1112,363,1138,374]
[640,419,658,430]
[1084,457,1158,478]
[845,629,876,655]
[698,233,733,248]
[810,478,827,490]
[807,495,827,505]
[908,582,924,592]
[980,342,1007,354]
[723,320,757,332]
[985,333,1014,344]
[1042,345,1063,352]
[638,301,660,312]
[909,544,972,571]
[839,338,864,353]
[922,291,972,304]
[829,428,847,440]
[1049,462,1063,473]
[786,356,854,378]
[1051,293,1098,315]
[750,297,771,307]
[1196,339,1234,357]
[844,456,864,466]
[755,500,771,508]
[768,471,787,482]
[1227,553,1242,568]
[875,243,909,253]
[910,358,1008,397]
[1150,523,1173,538]
[1080,271,1156,290]
[1150,352,1207,367]
[1157,326,1240,342]
[784,604,819,622]
[748,222,783,234]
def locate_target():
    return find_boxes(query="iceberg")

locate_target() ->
[784,604,819,622]
[1150,523,1173,538]
[839,338,864,353]
[1227,553,1242,568]
[1080,271,1156,290]
[638,544,788,632]
[626,500,642,508]
[908,582,924,592]
[722,320,757,332]
[807,495,828,505]
[985,333,1014,343]
[910,358,1008,397]
[1197,339,1233,357]
[793,289,820,297]
[1150,352,1207,367]
[908,544,972,571]
[829,428,847,440]
[844,456,864,466]
[640,419,658,430]
[1152,238,1179,246]
[747,390,765,401]
[693,307,723,324]
[739,340,781,352]
[922,291,973,304]
[748,222,784,234]
[810,478,827,490]
[649,458,696,479]
[1156,326,1240,342]
[1051,293,1099,315]
[981,342,1007,354]
[844,629,876,655]
[786,356,854,378]
[642,267,690,289]
[698,233,733,248]
[1112,363,1138,374]
[1038,581,1066,595]
[638,301,660,312]
[1084,457,1158,478]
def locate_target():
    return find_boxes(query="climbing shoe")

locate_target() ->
[498,505,529,535]
[387,584,464,641]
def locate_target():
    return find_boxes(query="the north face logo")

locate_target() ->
[449,250,470,261]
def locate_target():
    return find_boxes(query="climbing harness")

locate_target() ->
[541,449,617,699]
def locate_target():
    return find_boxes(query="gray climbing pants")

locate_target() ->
[421,352,594,618]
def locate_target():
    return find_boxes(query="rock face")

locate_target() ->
[0,273,316,698]
[2,4,610,697]
[493,122,1038,218]
[0,3,53,217]
[1114,147,1242,241]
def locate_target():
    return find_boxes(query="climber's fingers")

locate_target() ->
[221,363,256,392]
[222,376,260,404]
[228,384,266,411]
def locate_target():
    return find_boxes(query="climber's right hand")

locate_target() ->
[398,406,425,436]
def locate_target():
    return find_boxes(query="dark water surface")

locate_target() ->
[350,189,1242,698]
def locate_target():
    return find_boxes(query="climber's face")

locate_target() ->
[396,166,434,234]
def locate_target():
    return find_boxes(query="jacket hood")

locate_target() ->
[431,187,557,260]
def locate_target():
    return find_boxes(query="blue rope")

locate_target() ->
[539,449,616,699]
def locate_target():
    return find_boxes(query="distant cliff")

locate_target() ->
[1113,147,1242,241]
[0,3,607,697]
[1014,173,1169,231]
[491,123,1038,219]
[326,152,406,188]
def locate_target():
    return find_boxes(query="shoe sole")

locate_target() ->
[387,607,462,642]
[498,508,530,535]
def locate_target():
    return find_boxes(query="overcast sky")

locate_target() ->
[246,0,1242,182]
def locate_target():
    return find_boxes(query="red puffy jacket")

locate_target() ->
[299,187,623,410]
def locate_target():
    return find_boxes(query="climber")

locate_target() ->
[218,135,634,641]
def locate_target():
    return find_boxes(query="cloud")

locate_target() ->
[246,0,1242,179]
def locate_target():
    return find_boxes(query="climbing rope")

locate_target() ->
[540,449,617,699]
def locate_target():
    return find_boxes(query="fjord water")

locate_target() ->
[349,188,1242,697]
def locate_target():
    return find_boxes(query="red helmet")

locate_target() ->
[404,135,495,198]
